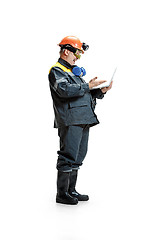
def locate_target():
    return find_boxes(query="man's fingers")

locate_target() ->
[90,77,98,82]
[89,78,107,89]
[95,80,106,86]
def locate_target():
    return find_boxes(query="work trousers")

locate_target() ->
[57,125,90,172]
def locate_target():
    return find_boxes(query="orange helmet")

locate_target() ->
[58,36,84,53]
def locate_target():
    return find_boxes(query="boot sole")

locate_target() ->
[56,197,78,205]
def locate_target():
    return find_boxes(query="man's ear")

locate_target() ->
[64,49,69,56]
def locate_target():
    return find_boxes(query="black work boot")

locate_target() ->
[56,171,78,205]
[68,170,89,201]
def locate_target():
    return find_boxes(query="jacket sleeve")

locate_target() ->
[90,89,105,99]
[49,67,90,98]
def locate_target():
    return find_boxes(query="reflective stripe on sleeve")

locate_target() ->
[50,78,68,90]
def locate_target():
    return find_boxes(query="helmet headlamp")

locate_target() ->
[82,42,89,51]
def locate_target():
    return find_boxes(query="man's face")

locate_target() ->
[65,49,82,65]
[66,51,78,65]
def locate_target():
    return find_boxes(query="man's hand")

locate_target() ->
[89,77,106,89]
[101,81,113,93]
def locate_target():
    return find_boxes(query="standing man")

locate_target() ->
[48,36,112,205]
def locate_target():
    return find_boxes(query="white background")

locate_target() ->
[1,0,160,239]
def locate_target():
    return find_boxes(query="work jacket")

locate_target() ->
[48,58,104,128]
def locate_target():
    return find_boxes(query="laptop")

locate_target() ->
[92,67,117,89]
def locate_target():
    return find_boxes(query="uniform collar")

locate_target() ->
[58,58,72,69]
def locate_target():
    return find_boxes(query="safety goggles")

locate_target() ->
[74,49,83,59]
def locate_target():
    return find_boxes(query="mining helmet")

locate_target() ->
[58,36,89,59]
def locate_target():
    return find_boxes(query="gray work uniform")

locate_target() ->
[48,58,105,172]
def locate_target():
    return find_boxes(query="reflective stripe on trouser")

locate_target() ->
[57,125,89,172]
